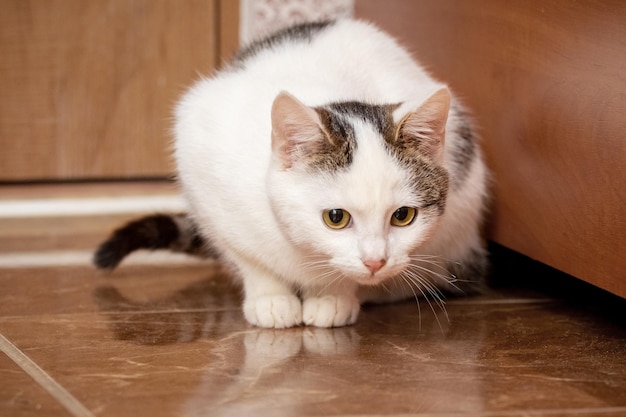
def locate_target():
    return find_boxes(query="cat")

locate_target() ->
[94,18,490,329]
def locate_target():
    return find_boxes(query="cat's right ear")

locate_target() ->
[271,91,325,170]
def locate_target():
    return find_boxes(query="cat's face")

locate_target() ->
[268,90,450,286]
[270,138,446,286]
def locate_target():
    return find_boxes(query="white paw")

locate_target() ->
[302,295,360,328]
[243,294,302,328]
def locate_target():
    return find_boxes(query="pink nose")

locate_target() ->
[363,259,386,274]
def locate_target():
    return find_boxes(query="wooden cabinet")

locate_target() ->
[3,0,623,299]
[0,0,239,181]
[357,0,626,298]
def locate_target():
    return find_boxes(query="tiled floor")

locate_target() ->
[1,182,625,417]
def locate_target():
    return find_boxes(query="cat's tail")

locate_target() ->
[93,213,215,270]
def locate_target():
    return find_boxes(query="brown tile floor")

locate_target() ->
[1,182,626,416]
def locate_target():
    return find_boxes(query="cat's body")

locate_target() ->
[95,19,490,328]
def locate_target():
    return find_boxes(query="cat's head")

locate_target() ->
[267,89,450,286]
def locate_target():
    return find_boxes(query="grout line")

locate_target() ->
[447,297,555,305]
[335,408,626,417]
[0,332,96,417]
[0,195,186,218]
[0,249,208,269]
[0,307,240,321]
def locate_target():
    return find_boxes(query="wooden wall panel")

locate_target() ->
[0,0,216,181]
[356,0,626,297]
[218,0,240,65]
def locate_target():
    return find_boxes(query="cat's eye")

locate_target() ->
[390,206,417,227]
[322,208,352,229]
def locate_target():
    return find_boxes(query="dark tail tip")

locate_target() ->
[93,239,127,270]
[92,214,180,270]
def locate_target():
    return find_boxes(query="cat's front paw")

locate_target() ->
[302,295,360,328]
[243,294,302,328]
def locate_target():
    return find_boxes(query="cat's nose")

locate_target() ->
[363,259,386,274]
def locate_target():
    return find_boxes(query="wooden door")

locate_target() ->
[0,0,238,181]
[356,0,626,298]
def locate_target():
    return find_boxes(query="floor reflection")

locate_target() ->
[93,274,242,345]
[183,302,488,416]
[88,271,626,416]
[181,326,365,417]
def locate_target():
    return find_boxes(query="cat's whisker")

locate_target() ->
[308,267,349,298]
[317,270,344,284]
[409,252,453,262]
[406,261,458,290]
[300,257,362,298]
[301,263,332,274]
[408,254,450,263]
[406,257,458,287]
[380,281,392,295]
[404,267,452,318]
[404,275,445,310]
[405,275,445,331]
[403,271,449,332]
[313,275,349,298]
[404,271,449,323]
[405,266,448,297]
[405,261,452,300]
[300,258,329,267]
[403,270,446,308]
[399,275,422,331]
[407,258,454,278]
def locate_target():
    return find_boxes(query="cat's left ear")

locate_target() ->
[395,88,451,163]
[271,91,325,170]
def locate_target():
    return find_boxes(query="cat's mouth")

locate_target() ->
[345,264,405,286]
[318,257,407,286]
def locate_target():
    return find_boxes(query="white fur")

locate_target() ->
[174,19,488,328]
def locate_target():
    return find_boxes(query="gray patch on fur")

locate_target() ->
[230,20,335,69]
[305,100,449,213]
[327,101,449,213]
[302,106,357,172]
[384,128,449,214]
[305,101,396,173]
[447,102,477,188]
[325,101,398,141]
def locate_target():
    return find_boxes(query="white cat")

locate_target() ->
[95,19,490,329]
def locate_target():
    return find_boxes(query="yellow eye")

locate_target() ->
[390,206,417,227]
[322,209,352,229]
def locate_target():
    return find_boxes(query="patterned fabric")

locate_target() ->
[240,0,354,43]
